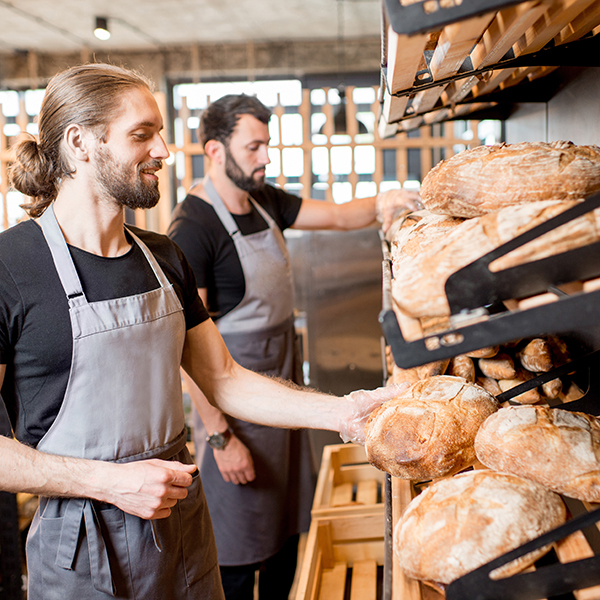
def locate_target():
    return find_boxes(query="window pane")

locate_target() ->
[282,148,303,177]
[354,146,375,174]
[267,148,281,177]
[281,113,303,146]
[330,146,352,175]
[312,147,329,176]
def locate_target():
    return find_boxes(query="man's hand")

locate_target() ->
[339,383,410,444]
[376,189,423,233]
[213,435,256,485]
[103,459,197,520]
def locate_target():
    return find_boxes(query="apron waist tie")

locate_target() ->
[55,498,116,596]
[52,429,189,595]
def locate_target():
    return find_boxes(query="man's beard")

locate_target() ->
[224,143,265,193]
[94,147,162,210]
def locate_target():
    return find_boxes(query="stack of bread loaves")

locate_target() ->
[390,141,600,324]
[380,141,600,592]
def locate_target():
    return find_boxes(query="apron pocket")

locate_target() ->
[177,469,219,587]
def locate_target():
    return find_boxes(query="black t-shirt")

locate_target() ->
[0,219,209,446]
[167,184,303,319]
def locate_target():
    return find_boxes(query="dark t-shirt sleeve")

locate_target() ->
[0,260,21,364]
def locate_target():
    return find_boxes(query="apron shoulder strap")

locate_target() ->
[38,204,85,302]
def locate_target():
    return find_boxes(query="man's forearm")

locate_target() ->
[0,434,196,519]
[0,434,102,498]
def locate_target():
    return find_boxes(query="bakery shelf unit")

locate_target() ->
[378,0,600,135]
[378,192,600,598]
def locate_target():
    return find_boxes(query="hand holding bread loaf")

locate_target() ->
[365,376,498,479]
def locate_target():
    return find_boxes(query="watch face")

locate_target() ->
[208,433,227,450]
[207,429,231,450]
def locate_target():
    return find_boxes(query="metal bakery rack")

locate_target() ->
[379,193,600,598]
[378,0,600,591]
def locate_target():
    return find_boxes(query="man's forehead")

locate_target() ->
[231,113,270,139]
[111,88,163,130]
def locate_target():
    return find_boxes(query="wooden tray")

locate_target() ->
[294,511,386,600]
[312,443,386,518]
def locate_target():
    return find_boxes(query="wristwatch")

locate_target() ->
[206,427,233,450]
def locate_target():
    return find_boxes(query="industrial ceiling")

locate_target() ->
[0,0,382,54]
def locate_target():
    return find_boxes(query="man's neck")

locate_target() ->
[50,186,130,258]
[204,169,252,215]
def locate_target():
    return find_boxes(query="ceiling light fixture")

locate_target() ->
[94,17,111,41]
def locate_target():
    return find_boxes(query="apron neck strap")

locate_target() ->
[38,204,85,301]
[204,175,277,237]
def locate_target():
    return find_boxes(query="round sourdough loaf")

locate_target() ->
[395,470,566,586]
[364,376,498,480]
[420,141,600,218]
[475,405,600,502]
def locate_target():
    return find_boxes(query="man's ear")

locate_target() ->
[204,139,224,164]
[63,124,94,162]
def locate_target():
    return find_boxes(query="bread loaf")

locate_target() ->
[364,376,498,480]
[420,141,600,218]
[448,355,475,382]
[395,470,566,586]
[475,405,600,502]
[478,353,516,380]
[518,338,553,372]
[392,200,600,318]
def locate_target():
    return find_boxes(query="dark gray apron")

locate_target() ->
[193,177,315,566]
[27,204,224,600]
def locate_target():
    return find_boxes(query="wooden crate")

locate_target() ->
[295,511,386,600]
[312,443,386,518]
[389,476,600,600]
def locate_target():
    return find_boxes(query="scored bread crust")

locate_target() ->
[364,376,498,480]
[391,199,600,318]
[420,141,600,218]
[395,470,566,585]
[475,405,600,502]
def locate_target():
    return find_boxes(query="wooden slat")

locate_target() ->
[429,12,497,79]
[382,88,410,124]
[387,26,431,94]
[555,0,600,44]
[555,532,600,600]
[447,1,547,103]
[472,1,548,69]
[318,563,347,600]
[350,559,378,600]
[356,480,378,506]
[331,482,354,507]
[391,478,422,600]
[514,0,600,55]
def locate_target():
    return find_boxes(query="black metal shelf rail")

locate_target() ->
[380,192,600,369]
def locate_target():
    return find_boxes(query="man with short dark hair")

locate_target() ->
[168,93,420,600]
[0,64,406,600]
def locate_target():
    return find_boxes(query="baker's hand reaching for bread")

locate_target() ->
[338,383,409,444]
[376,189,423,233]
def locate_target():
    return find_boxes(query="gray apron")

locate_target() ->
[26,205,224,600]
[193,177,315,566]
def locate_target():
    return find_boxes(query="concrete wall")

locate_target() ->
[505,67,600,146]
